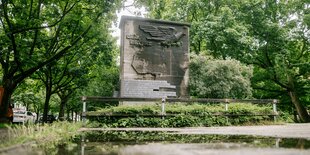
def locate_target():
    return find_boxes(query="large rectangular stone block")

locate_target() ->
[119,16,190,98]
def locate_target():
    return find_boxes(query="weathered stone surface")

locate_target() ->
[121,80,176,98]
[119,16,190,98]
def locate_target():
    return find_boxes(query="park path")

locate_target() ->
[0,128,8,142]
[79,123,310,139]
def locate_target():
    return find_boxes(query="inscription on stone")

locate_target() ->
[119,16,190,98]
[121,80,176,98]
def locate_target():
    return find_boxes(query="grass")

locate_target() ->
[0,123,7,129]
[0,121,82,149]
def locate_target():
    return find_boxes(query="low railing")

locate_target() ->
[81,96,279,124]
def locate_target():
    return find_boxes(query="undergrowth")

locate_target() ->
[0,121,82,149]
[87,103,287,127]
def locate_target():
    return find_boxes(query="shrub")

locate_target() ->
[87,103,278,127]
[190,54,253,99]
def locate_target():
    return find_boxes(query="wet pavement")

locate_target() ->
[1,124,310,155]
[0,129,8,142]
[118,143,310,155]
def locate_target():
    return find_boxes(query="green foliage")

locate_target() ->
[87,103,277,127]
[0,122,82,149]
[75,30,120,111]
[0,123,6,128]
[138,0,310,121]
[13,78,44,111]
[82,131,282,151]
[190,54,253,98]
[84,66,119,97]
[0,0,122,120]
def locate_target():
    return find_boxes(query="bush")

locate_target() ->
[87,103,278,127]
[190,54,253,99]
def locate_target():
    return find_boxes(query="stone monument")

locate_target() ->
[119,16,190,99]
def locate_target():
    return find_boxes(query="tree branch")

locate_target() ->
[54,76,75,94]
[253,58,268,69]
[2,1,22,76]
[296,37,307,60]
[11,1,76,34]
[29,0,42,56]
[270,75,289,89]
[28,0,34,20]
[14,24,93,84]
[46,25,62,55]
[264,44,273,67]
[253,86,285,93]
[0,16,8,71]
[54,58,71,85]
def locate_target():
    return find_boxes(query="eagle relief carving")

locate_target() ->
[129,24,187,80]
[139,25,185,47]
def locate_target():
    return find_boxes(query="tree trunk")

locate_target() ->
[66,109,70,121]
[43,85,52,123]
[0,80,16,123]
[35,105,40,122]
[287,75,310,122]
[71,110,74,122]
[36,111,40,122]
[74,111,78,122]
[0,91,12,122]
[58,97,68,121]
[289,91,310,122]
[26,103,29,111]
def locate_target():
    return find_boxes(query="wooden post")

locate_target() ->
[161,97,166,119]
[225,99,229,111]
[82,96,87,126]
[225,99,229,124]
[273,99,278,122]
[81,134,85,155]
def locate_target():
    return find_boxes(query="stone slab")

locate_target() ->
[119,16,190,98]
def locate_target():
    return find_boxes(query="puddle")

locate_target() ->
[1,131,310,155]
[75,131,310,155]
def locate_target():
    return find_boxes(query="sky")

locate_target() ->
[110,0,147,45]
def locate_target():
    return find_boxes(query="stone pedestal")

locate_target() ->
[119,16,190,99]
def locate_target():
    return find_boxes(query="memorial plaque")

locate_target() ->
[120,16,190,98]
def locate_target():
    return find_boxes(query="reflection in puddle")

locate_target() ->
[1,131,310,155]
[75,131,310,155]
[117,143,310,155]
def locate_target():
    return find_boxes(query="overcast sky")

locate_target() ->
[110,0,147,45]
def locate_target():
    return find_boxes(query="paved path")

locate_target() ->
[0,129,8,142]
[119,143,310,155]
[80,123,310,139]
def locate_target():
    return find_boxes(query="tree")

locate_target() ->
[35,53,88,122]
[0,0,121,121]
[139,0,310,122]
[13,80,41,110]
[190,54,253,98]
[57,88,75,121]
[79,36,120,110]
[234,0,310,122]
[54,22,120,121]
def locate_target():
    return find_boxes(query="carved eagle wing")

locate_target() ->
[139,25,165,37]
[139,25,176,41]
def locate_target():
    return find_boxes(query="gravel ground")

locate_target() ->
[80,123,310,139]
